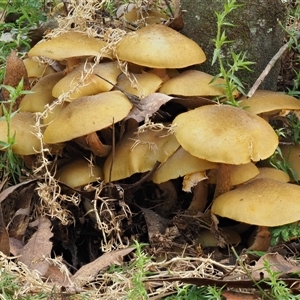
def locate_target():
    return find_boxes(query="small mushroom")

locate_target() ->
[52,61,122,100]
[103,127,180,182]
[239,90,300,121]
[56,158,103,189]
[115,72,163,98]
[20,72,64,112]
[0,112,41,155]
[159,70,239,98]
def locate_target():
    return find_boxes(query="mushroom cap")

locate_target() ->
[151,146,217,184]
[116,24,206,68]
[28,32,112,60]
[52,61,122,100]
[159,70,239,97]
[103,128,180,182]
[254,167,290,182]
[172,105,278,164]
[0,112,41,155]
[43,91,133,144]
[20,72,64,112]
[56,158,103,188]
[239,90,300,115]
[280,144,300,181]
[23,57,55,78]
[116,72,163,97]
[212,178,300,226]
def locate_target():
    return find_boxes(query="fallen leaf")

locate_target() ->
[125,93,174,122]
[18,217,53,276]
[0,179,37,203]
[252,253,300,280]
[0,204,9,255]
[71,247,135,286]
[8,182,36,239]
[222,291,261,300]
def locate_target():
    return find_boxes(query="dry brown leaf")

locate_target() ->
[71,247,135,286]
[125,93,174,122]
[1,50,30,110]
[0,204,9,255]
[251,253,300,280]
[9,237,24,256]
[44,263,72,287]
[222,291,261,300]
[8,182,36,239]
[18,217,53,276]
[0,179,37,203]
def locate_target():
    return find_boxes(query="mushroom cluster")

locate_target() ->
[3,18,300,253]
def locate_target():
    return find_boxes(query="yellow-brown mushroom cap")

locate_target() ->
[28,31,112,60]
[52,61,122,100]
[103,127,180,182]
[212,178,300,226]
[159,70,239,98]
[43,91,133,144]
[0,112,41,155]
[172,105,278,164]
[56,158,103,188]
[151,146,217,184]
[239,90,300,115]
[116,24,206,68]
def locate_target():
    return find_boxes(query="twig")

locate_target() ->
[247,41,290,98]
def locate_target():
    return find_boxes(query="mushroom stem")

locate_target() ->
[188,180,208,213]
[86,132,112,157]
[248,226,271,252]
[151,68,169,82]
[214,163,232,199]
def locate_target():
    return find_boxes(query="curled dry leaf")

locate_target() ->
[125,93,174,122]
[18,217,53,276]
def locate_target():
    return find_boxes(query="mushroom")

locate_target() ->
[115,72,163,98]
[208,162,260,186]
[20,72,64,112]
[212,178,300,250]
[151,147,217,212]
[0,112,41,155]
[280,144,300,181]
[159,70,239,98]
[253,167,290,182]
[23,57,55,79]
[28,31,112,70]
[43,91,133,157]
[52,61,122,101]
[116,24,206,80]
[103,127,180,182]
[172,104,278,198]
[55,158,103,189]
[238,90,300,121]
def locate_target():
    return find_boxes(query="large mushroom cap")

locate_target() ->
[43,91,132,144]
[28,31,112,60]
[116,24,206,68]
[212,178,300,226]
[172,105,278,164]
